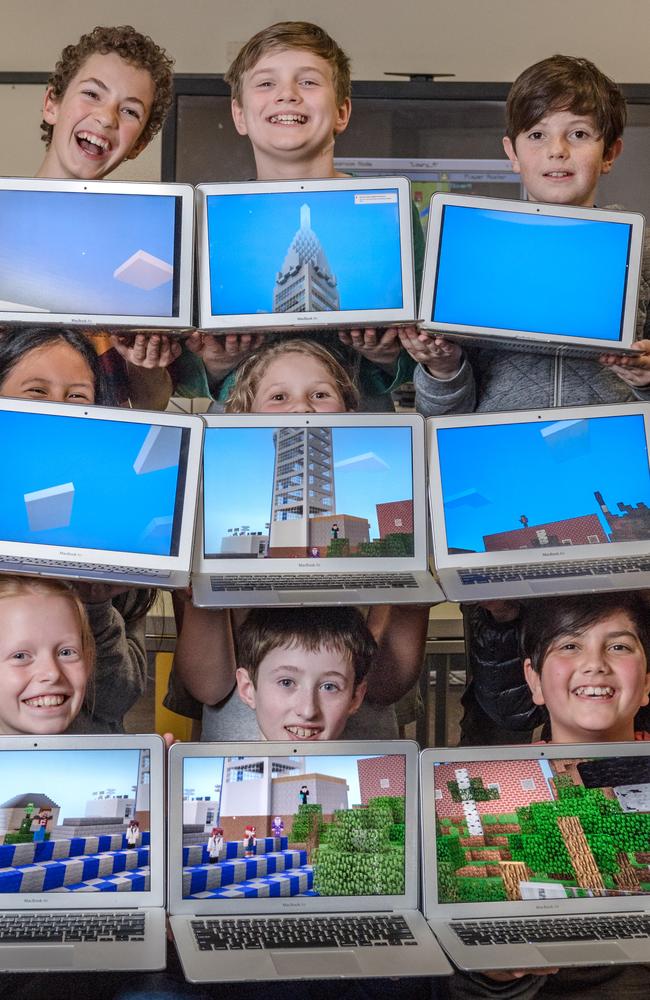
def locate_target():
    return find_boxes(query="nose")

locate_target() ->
[94,101,119,129]
[275,80,300,103]
[290,397,313,412]
[34,653,63,683]
[295,687,319,720]
[547,134,569,158]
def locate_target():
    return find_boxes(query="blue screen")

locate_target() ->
[0,410,188,555]
[437,414,650,554]
[432,205,631,341]
[207,188,404,315]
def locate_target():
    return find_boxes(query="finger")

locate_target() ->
[338,331,354,345]
[184,331,204,353]
[376,327,399,344]
[362,329,378,346]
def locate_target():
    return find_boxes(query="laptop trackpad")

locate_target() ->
[0,945,75,969]
[536,943,626,964]
[528,578,610,594]
[270,950,362,977]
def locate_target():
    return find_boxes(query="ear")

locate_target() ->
[641,669,650,708]
[333,97,352,136]
[231,98,249,136]
[42,86,60,127]
[601,137,623,175]
[502,135,521,174]
[235,667,257,710]
[523,658,545,706]
[347,679,367,716]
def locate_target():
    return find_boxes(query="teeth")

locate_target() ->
[546,171,571,177]
[270,114,307,124]
[285,725,321,738]
[23,694,66,708]
[76,131,110,151]
[574,686,614,697]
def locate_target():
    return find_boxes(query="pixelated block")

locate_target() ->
[334,452,389,472]
[141,515,173,543]
[133,425,180,475]
[113,250,173,290]
[540,418,589,461]
[24,482,74,531]
[444,488,490,510]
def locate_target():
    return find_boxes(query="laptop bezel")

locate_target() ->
[0,396,204,582]
[0,733,165,910]
[168,740,421,916]
[0,177,194,331]
[195,177,416,330]
[418,192,645,352]
[420,742,650,920]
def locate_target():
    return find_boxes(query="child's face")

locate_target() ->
[0,342,95,404]
[524,611,650,743]
[251,353,346,412]
[0,595,89,735]
[503,109,622,207]
[39,52,155,180]
[231,48,351,178]
[236,642,366,741]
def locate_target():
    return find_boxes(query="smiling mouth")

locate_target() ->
[285,725,323,739]
[75,131,111,156]
[544,170,574,178]
[572,685,615,699]
[268,114,308,125]
[22,694,69,709]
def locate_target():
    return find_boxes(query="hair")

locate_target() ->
[237,606,376,689]
[225,21,351,107]
[0,326,114,406]
[520,591,650,675]
[41,24,175,149]
[505,54,627,153]
[224,338,359,413]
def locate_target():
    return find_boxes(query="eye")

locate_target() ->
[277,678,295,689]
[320,681,341,692]
[257,80,274,89]
[269,392,287,402]
[82,88,99,100]
[313,390,332,399]
[609,641,634,653]
[59,646,81,659]
[122,106,141,120]
[571,129,591,139]
[527,130,544,141]
[67,390,93,401]
[9,651,30,663]
[300,78,318,87]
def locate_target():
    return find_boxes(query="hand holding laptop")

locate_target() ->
[112,333,183,369]
[185,332,265,382]
[337,328,401,372]
[600,338,650,387]
[399,327,463,379]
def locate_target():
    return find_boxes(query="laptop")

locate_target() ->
[195,177,416,331]
[168,740,451,982]
[191,412,444,607]
[420,742,650,972]
[427,403,650,602]
[0,734,165,972]
[0,396,204,589]
[0,177,194,333]
[418,193,645,356]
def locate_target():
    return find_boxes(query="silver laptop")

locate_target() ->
[419,193,645,356]
[427,403,650,602]
[0,734,165,972]
[0,177,194,333]
[0,397,204,589]
[191,412,444,607]
[196,177,416,331]
[420,742,650,972]
[168,740,451,982]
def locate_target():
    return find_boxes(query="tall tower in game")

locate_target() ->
[273,204,340,312]
[269,427,335,552]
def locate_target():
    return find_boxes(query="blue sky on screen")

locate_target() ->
[0,190,177,316]
[437,414,650,552]
[207,189,403,315]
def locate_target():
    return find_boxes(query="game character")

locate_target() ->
[207,827,224,863]
[126,819,140,847]
[299,785,310,806]
[243,825,257,856]
[271,816,284,838]
[330,523,339,540]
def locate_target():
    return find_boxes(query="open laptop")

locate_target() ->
[168,740,451,982]
[0,397,204,589]
[427,403,650,602]
[419,193,645,356]
[0,177,194,333]
[0,734,165,972]
[420,742,650,972]
[195,177,415,331]
[191,412,444,607]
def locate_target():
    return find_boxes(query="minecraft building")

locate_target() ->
[376,500,413,539]
[357,755,406,804]
[594,491,650,542]
[268,427,335,555]
[483,513,606,551]
[433,760,554,818]
[273,204,339,313]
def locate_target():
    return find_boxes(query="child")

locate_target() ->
[410,54,650,415]
[0,325,155,732]
[182,20,421,411]
[0,576,94,736]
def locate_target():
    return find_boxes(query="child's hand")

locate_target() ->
[111,333,182,368]
[600,339,650,387]
[185,332,265,380]
[338,328,401,372]
[399,328,463,379]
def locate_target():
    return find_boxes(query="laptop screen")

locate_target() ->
[430,754,650,906]
[205,188,404,316]
[202,424,415,559]
[0,409,191,557]
[0,748,153,895]
[180,752,407,900]
[436,413,650,555]
[0,188,183,318]
[431,204,632,342]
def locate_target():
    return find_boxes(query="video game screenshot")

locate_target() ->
[203,424,414,559]
[0,749,152,893]
[180,754,406,899]
[437,413,650,554]
[0,409,189,556]
[206,188,404,316]
[0,189,181,317]
[432,755,650,904]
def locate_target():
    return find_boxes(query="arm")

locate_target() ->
[412,348,477,416]
[82,590,148,727]
[364,604,430,705]
[184,332,265,398]
[111,334,182,410]
[172,597,237,705]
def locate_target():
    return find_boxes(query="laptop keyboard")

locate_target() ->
[0,554,170,579]
[209,574,418,592]
[0,912,145,943]
[452,914,650,946]
[191,915,417,950]
[458,557,650,585]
